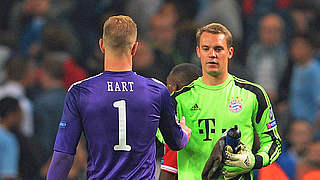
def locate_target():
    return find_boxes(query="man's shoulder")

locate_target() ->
[232,75,271,108]
[231,75,267,94]
[0,127,18,146]
[67,73,104,91]
[148,77,166,88]
[35,88,66,104]
[172,80,197,99]
[309,60,320,72]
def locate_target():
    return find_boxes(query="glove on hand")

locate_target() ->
[222,144,255,179]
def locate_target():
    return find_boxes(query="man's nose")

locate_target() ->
[209,50,217,58]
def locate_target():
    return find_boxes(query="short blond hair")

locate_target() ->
[196,23,233,48]
[102,15,137,53]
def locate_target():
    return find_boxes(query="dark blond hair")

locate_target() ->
[196,23,233,48]
[102,15,137,53]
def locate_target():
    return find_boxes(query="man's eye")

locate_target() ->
[202,47,209,51]
[215,47,222,52]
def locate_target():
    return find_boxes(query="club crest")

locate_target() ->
[229,99,242,113]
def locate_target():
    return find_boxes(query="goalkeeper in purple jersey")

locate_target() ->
[46,15,191,180]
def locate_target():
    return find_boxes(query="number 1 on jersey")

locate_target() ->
[113,100,131,151]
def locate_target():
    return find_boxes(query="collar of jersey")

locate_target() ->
[103,70,135,77]
[196,74,233,90]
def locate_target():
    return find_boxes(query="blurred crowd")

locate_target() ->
[0,0,320,179]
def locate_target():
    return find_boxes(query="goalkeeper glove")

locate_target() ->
[222,144,255,179]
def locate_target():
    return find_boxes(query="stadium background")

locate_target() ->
[0,0,320,179]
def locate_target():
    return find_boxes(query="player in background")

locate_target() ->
[46,15,191,180]
[172,23,281,179]
[159,63,202,180]
[0,97,21,180]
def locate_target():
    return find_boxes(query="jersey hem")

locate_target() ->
[160,165,178,174]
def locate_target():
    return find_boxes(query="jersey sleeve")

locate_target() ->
[160,144,178,174]
[54,84,83,155]
[0,136,19,178]
[252,85,282,169]
[158,86,188,151]
[47,151,74,180]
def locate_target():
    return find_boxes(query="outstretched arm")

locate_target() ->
[46,151,74,180]
[159,87,191,151]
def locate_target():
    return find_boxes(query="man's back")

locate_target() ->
[54,71,182,179]
[47,15,190,180]
[289,60,320,123]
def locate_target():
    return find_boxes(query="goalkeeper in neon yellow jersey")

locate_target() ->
[171,22,282,180]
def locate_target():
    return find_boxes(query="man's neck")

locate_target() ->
[104,54,132,71]
[0,122,9,131]
[298,56,313,68]
[202,73,229,86]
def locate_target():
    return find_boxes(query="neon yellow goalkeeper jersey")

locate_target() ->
[173,74,281,180]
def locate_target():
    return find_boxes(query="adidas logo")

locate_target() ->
[191,104,200,110]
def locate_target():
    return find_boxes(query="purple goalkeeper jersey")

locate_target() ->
[53,71,187,179]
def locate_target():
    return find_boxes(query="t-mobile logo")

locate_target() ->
[198,118,215,141]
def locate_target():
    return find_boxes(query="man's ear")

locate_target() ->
[131,42,139,56]
[196,46,200,58]
[172,84,179,92]
[99,39,105,53]
[228,47,234,59]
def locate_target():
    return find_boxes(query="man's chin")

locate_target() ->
[207,71,221,77]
